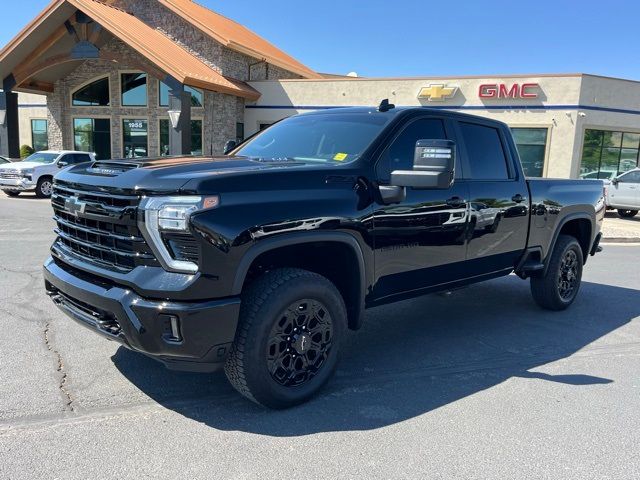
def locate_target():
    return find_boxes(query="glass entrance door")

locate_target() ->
[123,119,148,158]
[74,118,111,160]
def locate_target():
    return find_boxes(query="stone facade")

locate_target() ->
[43,0,304,158]
[47,38,189,157]
[110,0,301,82]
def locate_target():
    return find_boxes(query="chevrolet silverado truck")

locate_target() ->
[0,150,96,198]
[43,104,605,408]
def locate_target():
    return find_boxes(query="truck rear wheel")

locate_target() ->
[618,209,638,218]
[224,268,346,409]
[530,234,583,311]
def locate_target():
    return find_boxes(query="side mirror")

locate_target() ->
[391,139,455,189]
[58,161,69,168]
[223,140,237,155]
[611,177,619,186]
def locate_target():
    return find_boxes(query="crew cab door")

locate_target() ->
[455,120,529,273]
[372,116,470,301]
[609,170,640,208]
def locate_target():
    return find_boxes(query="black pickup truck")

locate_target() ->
[43,104,605,408]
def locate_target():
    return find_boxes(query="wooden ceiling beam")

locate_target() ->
[15,50,168,90]
[19,80,55,94]
[18,14,79,73]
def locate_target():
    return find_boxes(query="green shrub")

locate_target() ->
[20,145,34,159]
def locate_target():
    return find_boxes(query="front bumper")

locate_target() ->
[43,257,240,372]
[0,178,36,191]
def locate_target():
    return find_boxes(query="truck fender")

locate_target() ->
[543,212,594,275]
[231,231,368,329]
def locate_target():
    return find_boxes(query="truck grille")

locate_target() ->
[0,171,21,179]
[51,182,159,272]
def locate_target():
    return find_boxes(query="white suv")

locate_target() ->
[0,150,96,198]
[606,168,640,218]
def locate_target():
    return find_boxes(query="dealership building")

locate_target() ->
[1,0,640,180]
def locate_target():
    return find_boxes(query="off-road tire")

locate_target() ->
[35,176,53,199]
[530,234,583,311]
[224,268,347,409]
[618,209,638,218]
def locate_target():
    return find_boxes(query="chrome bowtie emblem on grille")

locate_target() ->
[65,196,86,216]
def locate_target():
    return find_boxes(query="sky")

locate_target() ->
[2,0,640,80]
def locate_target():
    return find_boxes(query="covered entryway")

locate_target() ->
[0,0,260,159]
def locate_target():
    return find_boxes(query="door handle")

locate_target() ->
[446,196,466,208]
[512,194,525,203]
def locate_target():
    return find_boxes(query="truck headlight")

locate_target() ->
[21,168,34,178]
[139,196,219,273]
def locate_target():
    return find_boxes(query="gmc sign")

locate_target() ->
[478,83,539,99]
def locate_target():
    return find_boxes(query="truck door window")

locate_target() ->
[377,118,447,183]
[74,154,92,164]
[459,122,510,180]
[65,154,78,165]
[618,171,640,183]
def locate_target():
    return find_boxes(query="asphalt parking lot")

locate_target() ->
[0,194,639,480]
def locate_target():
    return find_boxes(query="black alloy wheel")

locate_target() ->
[557,249,579,301]
[530,234,584,311]
[266,299,334,387]
[225,268,346,409]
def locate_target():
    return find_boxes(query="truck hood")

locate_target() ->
[0,161,50,170]
[55,156,325,194]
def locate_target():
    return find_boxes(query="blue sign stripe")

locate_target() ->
[245,103,640,116]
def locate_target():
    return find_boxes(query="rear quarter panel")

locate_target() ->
[527,178,605,259]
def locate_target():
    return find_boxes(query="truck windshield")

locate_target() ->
[23,153,58,164]
[235,113,391,164]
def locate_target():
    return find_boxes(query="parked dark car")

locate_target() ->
[44,104,605,408]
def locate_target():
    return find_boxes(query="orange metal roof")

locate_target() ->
[69,0,260,99]
[156,0,322,79]
[0,0,260,100]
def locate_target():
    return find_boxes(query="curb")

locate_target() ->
[601,237,640,244]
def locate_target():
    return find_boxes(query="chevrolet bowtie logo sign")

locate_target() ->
[65,196,87,217]
[417,84,458,101]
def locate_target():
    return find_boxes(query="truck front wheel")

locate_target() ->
[35,177,53,198]
[530,234,584,311]
[225,268,347,409]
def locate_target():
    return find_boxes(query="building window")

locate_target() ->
[74,118,111,160]
[121,73,148,107]
[579,129,640,180]
[159,119,203,156]
[236,122,244,144]
[191,120,203,155]
[31,119,48,151]
[123,119,148,158]
[72,77,110,106]
[159,119,169,157]
[158,82,203,107]
[511,127,548,177]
